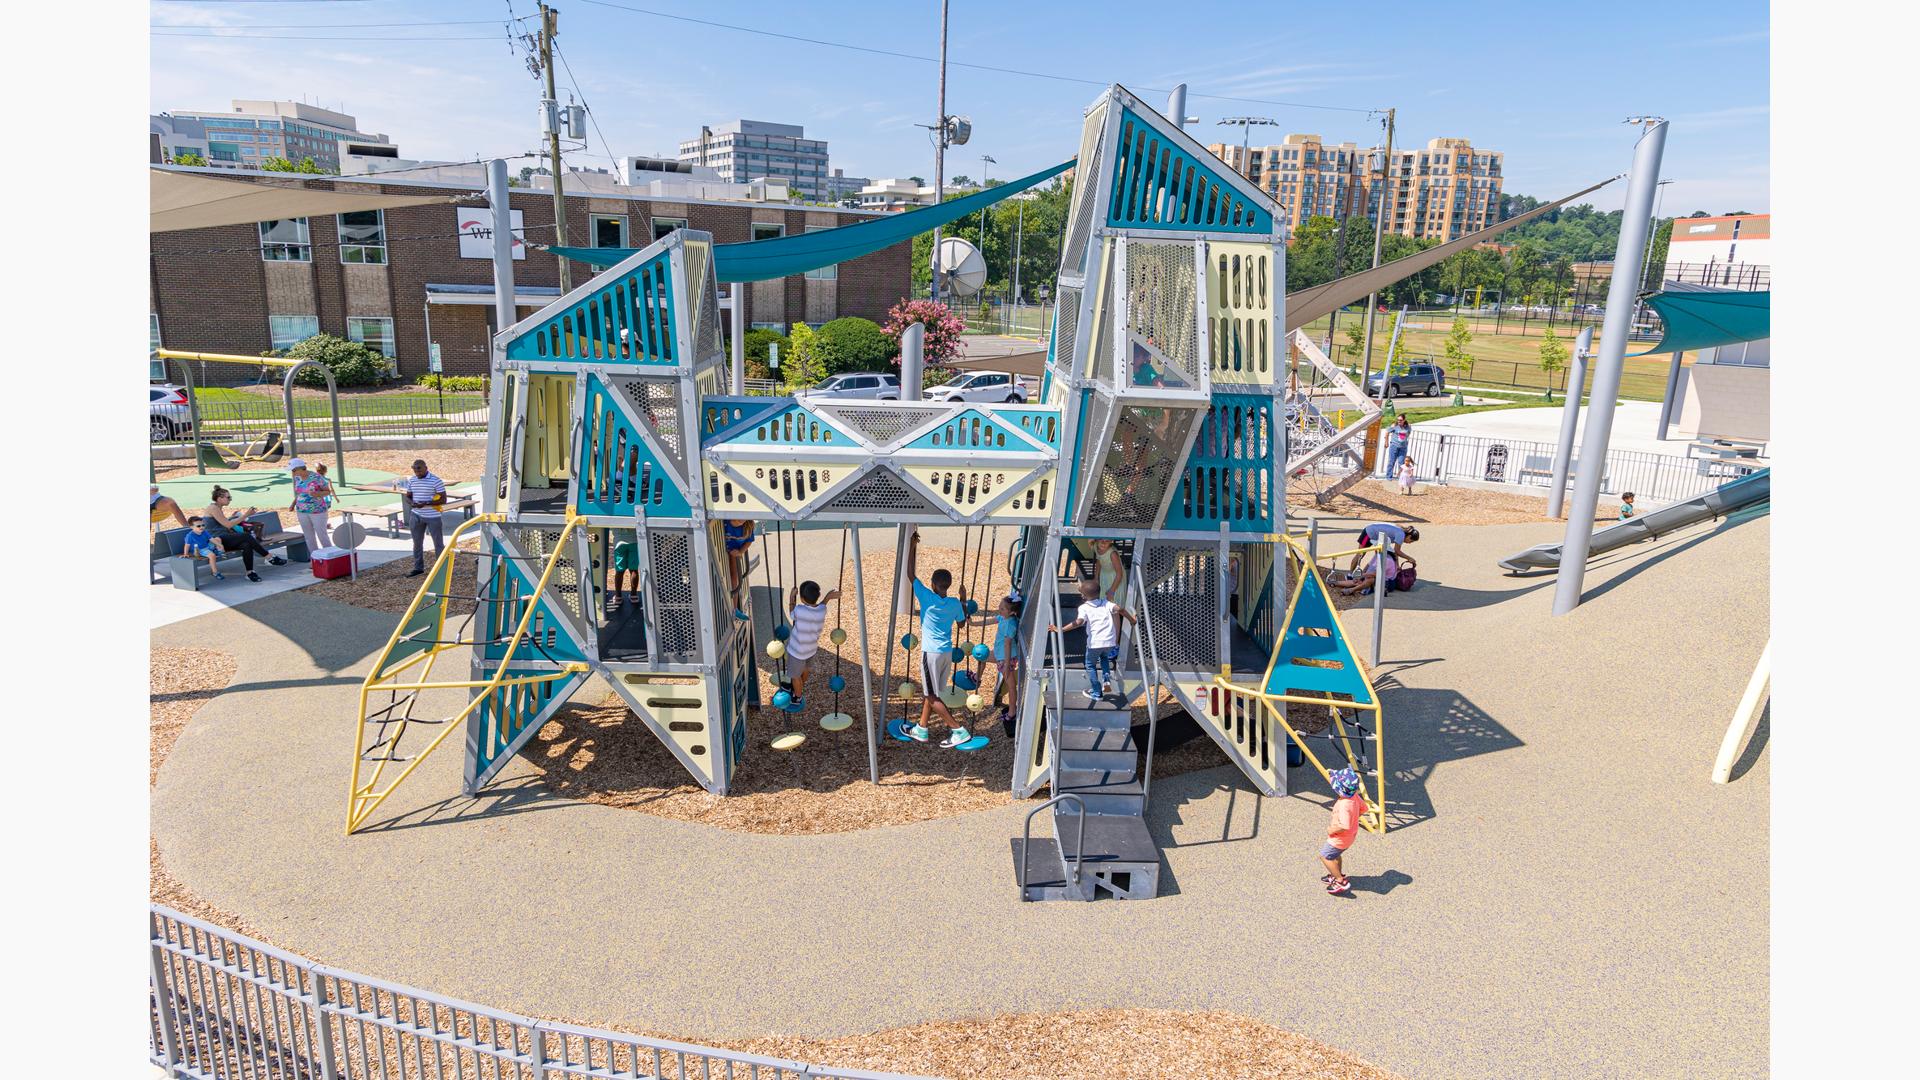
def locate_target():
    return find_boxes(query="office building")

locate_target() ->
[678,120,830,202]
[1210,133,1504,241]
[825,169,872,204]
[164,100,392,172]
[150,114,210,164]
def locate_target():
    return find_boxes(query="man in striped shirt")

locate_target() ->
[398,459,448,576]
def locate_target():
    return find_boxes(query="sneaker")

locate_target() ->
[1327,877,1351,895]
[787,697,806,711]
[212,572,225,581]
[406,567,425,577]
[733,608,749,621]
[939,728,973,749]
[905,723,930,743]
[1321,873,1335,883]
[1081,688,1101,704]
[267,555,287,566]
[245,571,262,583]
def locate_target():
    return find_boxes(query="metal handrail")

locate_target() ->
[1129,570,1165,812]
[1019,793,1087,893]
[1044,579,1070,787]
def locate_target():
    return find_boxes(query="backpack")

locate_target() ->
[1392,563,1417,592]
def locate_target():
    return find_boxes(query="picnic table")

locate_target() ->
[333,485,480,538]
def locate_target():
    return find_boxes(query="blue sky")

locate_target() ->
[151,0,1769,214]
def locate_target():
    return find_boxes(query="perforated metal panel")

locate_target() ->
[814,403,948,447]
[1123,241,1201,387]
[1053,283,1082,377]
[1142,546,1219,669]
[684,237,725,365]
[1085,403,1199,530]
[649,530,700,662]
[1075,392,1113,519]
[494,373,517,503]
[497,523,586,639]
[1208,243,1275,385]
[1059,102,1108,280]
[822,467,941,513]
[616,375,685,471]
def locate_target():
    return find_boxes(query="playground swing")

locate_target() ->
[819,525,855,733]
[153,349,347,482]
[764,521,807,751]
[196,429,287,470]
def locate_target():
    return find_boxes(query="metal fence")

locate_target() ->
[149,906,928,1080]
[156,395,491,447]
[1381,429,1758,506]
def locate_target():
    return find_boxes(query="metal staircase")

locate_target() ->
[1283,330,1380,503]
[1010,566,1167,901]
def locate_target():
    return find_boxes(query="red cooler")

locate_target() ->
[311,547,358,580]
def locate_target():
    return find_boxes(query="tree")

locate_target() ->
[1537,326,1568,401]
[815,316,894,374]
[172,150,207,167]
[1341,322,1366,367]
[786,186,805,202]
[1442,315,1476,401]
[262,155,326,174]
[882,298,965,366]
[783,323,830,390]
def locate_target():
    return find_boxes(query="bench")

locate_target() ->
[152,512,310,591]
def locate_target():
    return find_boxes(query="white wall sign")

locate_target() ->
[457,207,526,260]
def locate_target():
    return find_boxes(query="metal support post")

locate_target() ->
[1370,538,1386,667]
[1308,516,1319,562]
[1546,325,1594,519]
[488,160,518,347]
[729,285,746,395]
[1554,119,1668,616]
[850,526,879,784]
[1358,107,1395,398]
[1656,349,1684,440]
[900,321,926,396]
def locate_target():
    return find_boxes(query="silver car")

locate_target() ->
[800,372,901,401]
[150,383,192,441]
[923,371,1028,403]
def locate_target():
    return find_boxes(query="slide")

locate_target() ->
[1499,468,1770,572]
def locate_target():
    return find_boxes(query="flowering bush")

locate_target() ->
[881,298,965,366]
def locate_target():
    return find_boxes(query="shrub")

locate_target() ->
[783,323,830,390]
[882,298,965,366]
[415,373,489,392]
[742,327,788,381]
[277,333,392,387]
[815,316,894,375]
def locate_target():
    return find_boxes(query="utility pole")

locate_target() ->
[929,0,949,303]
[979,153,996,255]
[1217,116,1279,181]
[1359,107,1396,398]
[538,2,571,294]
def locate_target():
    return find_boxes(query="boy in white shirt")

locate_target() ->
[780,579,839,710]
[1049,577,1135,703]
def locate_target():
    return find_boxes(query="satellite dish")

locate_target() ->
[934,237,987,298]
[945,116,972,146]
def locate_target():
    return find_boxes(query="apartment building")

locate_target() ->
[679,120,831,202]
[148,167,912,379]
[1209,133,1504,241]
[163,100,392,172]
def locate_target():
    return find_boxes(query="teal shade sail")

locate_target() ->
[547,158,1074,283]
[1633,289,1770,355]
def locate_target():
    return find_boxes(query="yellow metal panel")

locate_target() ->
[1206,241,1279,386]
[986,469,1061,521]
[1081,239,1116,382]
[704,465,771,513]
[900,465,1023,516]
[617,672,720,790]
[714,459,844,513]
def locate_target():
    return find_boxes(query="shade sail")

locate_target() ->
[151,168,463,232]
[547,159,1075,282]
[1632,288,1769,355]
[1283,176,1619,332]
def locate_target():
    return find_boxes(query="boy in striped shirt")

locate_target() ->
[780,579,840,710]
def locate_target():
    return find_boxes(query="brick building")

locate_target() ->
[149,167,913,379]
[1209,133,1504,241]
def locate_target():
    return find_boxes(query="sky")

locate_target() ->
[150,0,1770,216]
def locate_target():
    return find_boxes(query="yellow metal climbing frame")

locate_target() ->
[345,513,587,833]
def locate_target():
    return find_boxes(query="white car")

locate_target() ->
[800,372,901,401]
[923,371,1028,404]
[150,383,192,441]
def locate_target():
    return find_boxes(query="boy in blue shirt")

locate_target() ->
[181,517,225,580]
[902,531,975,748]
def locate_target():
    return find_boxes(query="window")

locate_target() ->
[269,315,319,351]
[804,226,837,280]
[651,216,686,241]
[150,313,162,352]
[590,214,627,248]
[751,223,785,242]
[260,218,311,261]
[337,210,386,264]
[347,316,396,358]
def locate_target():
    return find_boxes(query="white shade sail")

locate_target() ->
[151,167,465,233]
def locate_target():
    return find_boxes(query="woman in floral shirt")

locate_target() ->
[286,459,335,554]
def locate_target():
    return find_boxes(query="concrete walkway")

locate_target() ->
[151,514,1768,1079]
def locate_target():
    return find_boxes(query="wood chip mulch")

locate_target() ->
[306,541,486,616]
[1290,478,1553,526]
[521,545,1232,835]
[717,1008,1401,1080]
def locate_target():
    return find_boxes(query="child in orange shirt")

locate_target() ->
[1320,767,1367,895]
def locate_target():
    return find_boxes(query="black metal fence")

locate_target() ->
[154,394,489,446]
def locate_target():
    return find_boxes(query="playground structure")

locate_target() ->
[342,84,1656,895]
[1499,468,1770,572]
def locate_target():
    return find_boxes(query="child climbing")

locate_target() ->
[902,531,974,748]
[1049,577,1134,704]
[723,519,755,619]
[1320,766,1368,895]
[781,579,840,710]
[182,517,225,580]
[990,594,1025,738]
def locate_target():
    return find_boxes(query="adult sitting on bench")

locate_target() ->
[201,485,288,582]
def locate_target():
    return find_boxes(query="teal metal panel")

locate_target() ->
[1106,107,1273,234]
[469,668,587,783]
[903,408,1047,453]
[696,396,786,447]
[1166,395,1277,530]
[577,375,693,517]
[1060,389,1092,519]
[717,401,859,449]
[1265,569,1375,706]
[482,549,587,665]
[505,249,677,365]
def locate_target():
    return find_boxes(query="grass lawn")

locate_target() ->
[190,387,486,417]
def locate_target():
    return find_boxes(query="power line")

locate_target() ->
[151,1,384,4]
[153,220,562,260]
[150,19,502,28]
[551,39,622,167]
[152,30,501,40]
[576,0,1375,115]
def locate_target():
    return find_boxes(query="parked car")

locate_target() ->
[1365,363,1446,397]
[799,372,900,401]
[151,383,192,441]
[922,371,1028,403]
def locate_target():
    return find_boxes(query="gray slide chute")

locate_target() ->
[1499,469,1770,572]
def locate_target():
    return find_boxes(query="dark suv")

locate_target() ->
[1366,363,1446,397]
